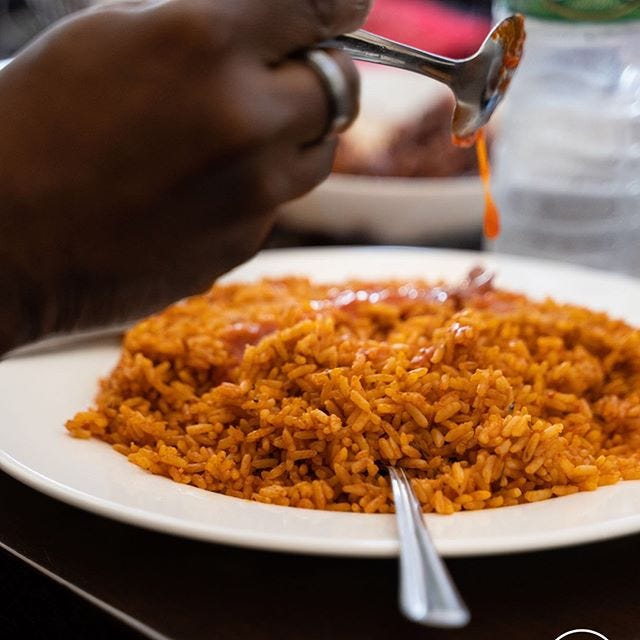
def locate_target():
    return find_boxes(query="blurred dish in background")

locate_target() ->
[277,171,484,243]
[333,87,479,178]
[278,0,492,243]
[278,64,486,242]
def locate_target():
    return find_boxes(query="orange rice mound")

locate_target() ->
[66,272,640,513]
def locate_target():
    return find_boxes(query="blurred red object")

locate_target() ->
[363,0,491,58]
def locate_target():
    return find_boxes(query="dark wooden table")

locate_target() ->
[2,468,638,640]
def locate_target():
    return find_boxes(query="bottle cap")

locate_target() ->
[504,0,640,22]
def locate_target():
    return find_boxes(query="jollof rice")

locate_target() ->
[66,270,640,513]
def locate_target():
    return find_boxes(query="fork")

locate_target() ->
[387,466,470,628]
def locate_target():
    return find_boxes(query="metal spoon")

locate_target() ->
[387,466,470,628]
[328,14,525,144]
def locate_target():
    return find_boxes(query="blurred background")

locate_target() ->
[0,0,91,56]
[0,0,494,252]
[276,0,494,252]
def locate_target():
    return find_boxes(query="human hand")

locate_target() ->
[0,0,369,352]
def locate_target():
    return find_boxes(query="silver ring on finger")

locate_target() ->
[304,48,353,140]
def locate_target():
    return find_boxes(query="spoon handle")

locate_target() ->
[387,467,470,628]
[327,30,457,87]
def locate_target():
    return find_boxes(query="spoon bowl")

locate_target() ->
[330,14,525,143]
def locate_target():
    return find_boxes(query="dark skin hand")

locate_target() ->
[0,0,369,353]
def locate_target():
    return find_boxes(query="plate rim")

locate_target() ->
[3,446,640,558]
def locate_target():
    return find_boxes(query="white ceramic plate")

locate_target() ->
[2,247,640,557]
[277,65,483,241]
[278,173,483,242]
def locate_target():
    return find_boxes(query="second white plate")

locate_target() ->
[278,65,483,242]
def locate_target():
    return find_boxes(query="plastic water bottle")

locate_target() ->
[489,0,640,274]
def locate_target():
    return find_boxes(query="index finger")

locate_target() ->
[247,0,372,60]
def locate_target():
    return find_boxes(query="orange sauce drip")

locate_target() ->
[475,128,500,239]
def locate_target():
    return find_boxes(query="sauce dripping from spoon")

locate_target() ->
[475,128,499,239]
[449,14,524,239]
[451,126,500,239]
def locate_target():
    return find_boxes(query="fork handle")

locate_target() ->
[388,467,470,628]
[326,30,457,87]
